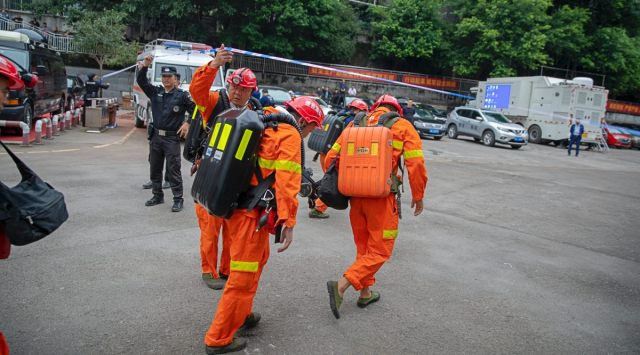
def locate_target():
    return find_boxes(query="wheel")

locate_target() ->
[510,145,522,149]
[447,124,458,139]
[433,136,443,140]
[22,104,33,128]
[528,125,542,144]
[482,130,495,147]
[134,104,145,128]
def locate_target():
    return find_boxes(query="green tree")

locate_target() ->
[369,0,443,63]
[546,5,591,71]
[220,0,359,62]
[447,0,551,78]
[581,27,640,96]
[73,10,138,74]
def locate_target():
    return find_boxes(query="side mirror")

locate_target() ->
[22,73,39,88]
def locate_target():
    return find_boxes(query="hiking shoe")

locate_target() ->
[357,291,380,308]
[202,273,226,290]
[172,199,184,212]
[240,312,261,330]
[145,195,164,206]
[219,273,229,280]
[142,181,152,189]
[309,209,329,219]
[327,280,343,319]
[205,338,247,354]
[162,181,171,189]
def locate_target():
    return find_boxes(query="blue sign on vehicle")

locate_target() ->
[429,129,439,134]
[513,137,524,142]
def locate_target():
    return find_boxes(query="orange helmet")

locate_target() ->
[284,96,324,127]
[226,67,257,89]
[348,98,368,112]
[0,55,24,90]
[370,94,403,116]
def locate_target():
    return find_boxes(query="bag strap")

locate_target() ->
[378,112,401,128]
[0,140,34,181]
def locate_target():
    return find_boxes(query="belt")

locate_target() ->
[154,128,177,137]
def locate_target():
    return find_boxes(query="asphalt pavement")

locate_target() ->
[1,112,639,354]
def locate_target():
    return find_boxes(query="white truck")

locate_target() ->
[132,39,226,128]
[469,76,609,144]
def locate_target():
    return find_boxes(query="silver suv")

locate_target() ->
[446,107,528,149]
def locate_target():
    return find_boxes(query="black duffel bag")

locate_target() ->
[317,160,349,210]
[0,141,68,246]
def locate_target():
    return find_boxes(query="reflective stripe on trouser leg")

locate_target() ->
[344,194,398,291]
[205,209,270,347]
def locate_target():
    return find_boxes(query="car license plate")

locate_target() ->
[429,129,439,134]
[513,137,524,142]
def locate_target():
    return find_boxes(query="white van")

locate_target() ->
[470,76,609,145]
[132,39,225,128]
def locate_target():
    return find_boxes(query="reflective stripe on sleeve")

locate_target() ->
[403,149,424,159]
[257,157,302,174]
[392,140,404,150]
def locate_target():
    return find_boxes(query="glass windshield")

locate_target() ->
[415,108,444,123]
[0,48,28,72]
[154,64,223,86]
[314,97,329,107]
[266,89,292,104]
[483,111,511,123]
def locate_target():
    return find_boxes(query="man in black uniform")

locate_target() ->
[137,55,194,212]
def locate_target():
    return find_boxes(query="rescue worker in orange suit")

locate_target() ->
[309,98,368,219]
[192,45,323,354]
[325,94,428,318]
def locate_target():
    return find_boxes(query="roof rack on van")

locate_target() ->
[144,39,212,52]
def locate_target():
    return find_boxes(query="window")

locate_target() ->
[577,92,587,105]
[593,94,603,107]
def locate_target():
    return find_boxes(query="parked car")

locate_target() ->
[446,106,528,149]
[417,103,447,118]
[603,126,632,149]
[66,75,85,111]
[616,126,640,149]
[412,108,446,140]
[0,30,67,127]
[260,85,292,106]
[310,96,332,116]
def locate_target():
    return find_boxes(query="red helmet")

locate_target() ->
[348,98,368,112]
[0,55,24,90]
[226,67,257,89]
[284,96,324,127]
[370,94,403,116]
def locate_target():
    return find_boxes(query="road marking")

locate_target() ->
[93,127,137,149]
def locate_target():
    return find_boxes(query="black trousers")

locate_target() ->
[149,134,183,201]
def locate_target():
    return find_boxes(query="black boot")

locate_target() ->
[145,194,164,206]
[172,199,184,212]
[142,181,152,189]
[162,181,171,189]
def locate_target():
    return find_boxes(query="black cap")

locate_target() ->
[160,66,177,76]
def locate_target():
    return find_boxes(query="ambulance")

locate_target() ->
[132,39,225,128]
[470,76,609,145]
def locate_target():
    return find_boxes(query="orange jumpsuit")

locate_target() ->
[189,66,233,279]
[325,108,427,290]
[192,63,302,347]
